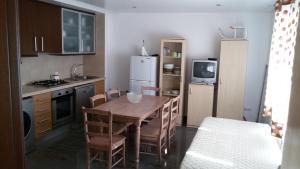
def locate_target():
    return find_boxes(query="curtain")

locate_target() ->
[264,0,300,136]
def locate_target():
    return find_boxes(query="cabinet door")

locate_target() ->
[187,84,214,127]
[81,13,95,53]
[19,0,39,56]
[217,41,248,120]
[38,3,62,53]
[62,9,80,53]
[130,56,152,81]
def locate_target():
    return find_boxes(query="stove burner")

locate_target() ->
[32,80,68,87]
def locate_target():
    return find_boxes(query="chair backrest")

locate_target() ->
[106,89,121,101]
[170,96,180,124]
[90,94,107,108]
[82,107,112,146]
[141,86,161,96]
[160,100,171,136]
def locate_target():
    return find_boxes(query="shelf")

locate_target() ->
[163,73,181,77]
[64,37,79,40]
[164,56,182,59]
[63,23,78,28]
[162,93,180,97]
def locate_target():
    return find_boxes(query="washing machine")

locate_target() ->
[22,97,36,153]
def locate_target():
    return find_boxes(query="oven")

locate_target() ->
[52,87,74,128]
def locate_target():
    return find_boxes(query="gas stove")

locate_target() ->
[31,80,69,87]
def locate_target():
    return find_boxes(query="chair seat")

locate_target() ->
[89,135,126,150]
[112,122,128,135]
[148,118,170,127]
[141,125,160,138]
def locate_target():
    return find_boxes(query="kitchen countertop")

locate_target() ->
[22,77,104,98]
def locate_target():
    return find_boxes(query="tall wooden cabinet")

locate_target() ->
[216,40,248,120]
[159,38,186,125]
[187,84,214,128]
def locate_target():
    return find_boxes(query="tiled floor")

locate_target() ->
[26,126,197,169]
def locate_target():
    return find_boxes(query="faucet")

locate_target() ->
[71,64,83,80]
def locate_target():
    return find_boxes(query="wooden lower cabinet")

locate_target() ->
[94,80,105,95]
[187,84,214,128]
[33,92,52,138]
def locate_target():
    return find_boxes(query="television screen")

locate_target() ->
[193,62,216,78]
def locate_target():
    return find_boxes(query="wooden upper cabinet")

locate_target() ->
[19,0,61,56]
[19,0,95,57]
[19,0,39,56]
[38,2,62,54]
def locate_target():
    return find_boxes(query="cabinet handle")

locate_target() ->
[81,40,84,52]
[34,36,37,52]
[41,36,44,52]
[189,87,192,94]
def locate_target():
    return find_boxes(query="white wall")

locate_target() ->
[106,12,274,121]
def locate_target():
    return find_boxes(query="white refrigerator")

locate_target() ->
[129,56,158,95]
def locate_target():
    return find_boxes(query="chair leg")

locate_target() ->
[123,143,126,168]
[86,148,91,169]
[168,130,171,151]
[158,139,162,162]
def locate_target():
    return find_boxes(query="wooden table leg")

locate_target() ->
[135,121,141,169]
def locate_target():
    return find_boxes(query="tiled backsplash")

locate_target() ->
[20,54,83,85]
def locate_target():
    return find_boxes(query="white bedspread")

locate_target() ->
[180,117,282,169]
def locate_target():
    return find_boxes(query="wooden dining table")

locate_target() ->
[93,95,169,168]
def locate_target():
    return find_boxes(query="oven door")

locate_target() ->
[52,94,74,128]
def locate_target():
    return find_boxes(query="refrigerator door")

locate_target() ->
[130,80,156,95]
[130,56,155,81]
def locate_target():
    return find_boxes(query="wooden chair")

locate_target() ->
[148,96,180,150]
[168,96,180,149]
[90,94,107,108]
[141,86,161,122]
[141,86,161,96]
[106,89,121,101]
[82,108,126,169]
[90,94,129,135]
[140,100,171,162]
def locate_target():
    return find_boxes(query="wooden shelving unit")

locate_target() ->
[159,38,186,126]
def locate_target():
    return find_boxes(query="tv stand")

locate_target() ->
[187,83,214,128]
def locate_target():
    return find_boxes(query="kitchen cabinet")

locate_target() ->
[32,92,52,138]
[216,40,248,120]
[187,84,214,128]
[62,8,95,54]
[19,0,96,56]
[19,0,61,56]
[94,80,105,95]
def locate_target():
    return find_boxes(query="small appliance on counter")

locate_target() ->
[50,72,61,81]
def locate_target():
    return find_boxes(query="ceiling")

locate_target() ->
[76,0,275,12]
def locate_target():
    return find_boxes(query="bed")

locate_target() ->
[180,117,282,169]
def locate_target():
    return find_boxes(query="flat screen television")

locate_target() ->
[191,60,218,84]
